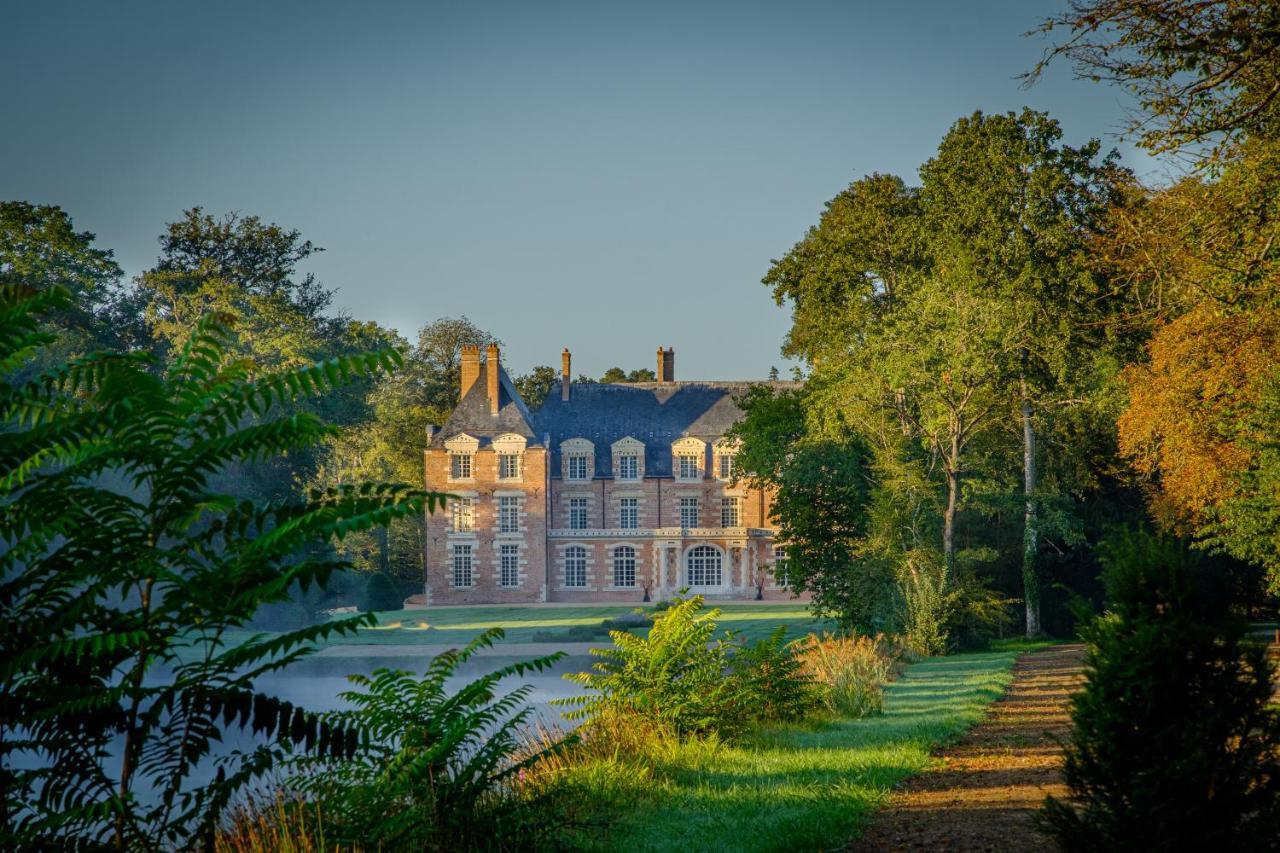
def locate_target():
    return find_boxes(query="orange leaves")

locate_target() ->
[1118,303,1280,530]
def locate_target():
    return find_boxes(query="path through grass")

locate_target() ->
[555,645,1030,852]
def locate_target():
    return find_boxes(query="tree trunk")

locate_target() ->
[377,525,390,574]
[1021,373,1041,637]
[943,431,959,572]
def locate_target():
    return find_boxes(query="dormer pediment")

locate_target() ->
[560,437,594,455]
[672,436,706,453]
[492,433,528,453]
[611,436,645,454]
[444,433,480,453]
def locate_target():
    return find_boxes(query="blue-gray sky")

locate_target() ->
[2,0,1154,380]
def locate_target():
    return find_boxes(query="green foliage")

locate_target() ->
[559,597,747,739]
[0,285,442,849]
[513,364,558,410]
[793,633,899,718]
[1040,527,1280,850]
[358,572,404,613]
[289,629,571,850]
[729,627,824,724]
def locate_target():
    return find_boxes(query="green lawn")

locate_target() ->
[306,602,830,647]
[553,643,1035,852]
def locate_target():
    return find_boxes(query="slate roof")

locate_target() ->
[534,380,801,477]
[427,361,540,448]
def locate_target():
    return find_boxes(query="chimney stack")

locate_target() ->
[460,345,481,397]
[657,346,674,384]
[486,343,501,416]
[561,348,572,402]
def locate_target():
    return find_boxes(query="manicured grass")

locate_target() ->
[317,602,829,647]
[552,648,1023,852]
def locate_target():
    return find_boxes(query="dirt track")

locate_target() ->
[850,644,1085,852]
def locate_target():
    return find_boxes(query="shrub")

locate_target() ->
[558,596,746,739]
[358,571,404,612]
[730,626,825,723]
[288,628,573,850]
[793,633,898,718]
[1039,527,1280,850]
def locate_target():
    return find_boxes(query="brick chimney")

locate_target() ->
[561,348,571,402]
[486,343,501,416]
[460,344,480,397]
[657,346,674,384]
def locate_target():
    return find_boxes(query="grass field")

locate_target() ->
[553,641,1043,852]
[304,602,831,647]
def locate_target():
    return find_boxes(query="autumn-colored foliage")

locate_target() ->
[1118,304,1280,531]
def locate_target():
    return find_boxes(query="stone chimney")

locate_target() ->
[460,344,481,397]
[657,346,675,384]
[561,348,572,402]
[486,343,501,417]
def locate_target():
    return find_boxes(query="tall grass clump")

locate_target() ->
[793,633,898,717]
[215,796,335,853]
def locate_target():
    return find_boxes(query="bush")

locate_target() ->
[730,626,825,723]
[358,571,404,612]
[793,633,898,718]
[289,628,573,850]
[1039,527,1280,850]
[558,596,745,739]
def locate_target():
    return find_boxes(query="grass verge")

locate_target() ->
[544,646,1029,852]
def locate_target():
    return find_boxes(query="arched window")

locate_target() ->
[564,546,588,588]
[613,545,637,588]
[685,545,723,587]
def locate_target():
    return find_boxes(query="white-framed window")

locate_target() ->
[679,497,699,528]
[686,545,722,587]
[564,545,588,588]
[618,497,638,529]
[450,453,473,480]
[613,545,636,587]
[452,544,473,587]
[717,453,735,481]
[450,498,474,533]
[498,496,519,533]
[566,455,589,481]
[772,544,788,588]
[498,453,521,480]
[676,453,700,480]
[616,454,639,480]
[500,544,520,587]
[568,497,588,530]
[720,496,742,527]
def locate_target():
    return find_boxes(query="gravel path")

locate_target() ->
[850,644,1085,852]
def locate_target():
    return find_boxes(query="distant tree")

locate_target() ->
[768,365,780,381]
[626,367,656,382]
[514,364,558,410]
[600,366,628,383]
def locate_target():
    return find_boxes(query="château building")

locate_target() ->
[422,344,799,604]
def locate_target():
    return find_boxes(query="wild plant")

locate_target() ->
[792,633,898,718]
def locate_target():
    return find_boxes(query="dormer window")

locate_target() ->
[616,454,639,480]
[714,438,739,482]
[672,437,706,482]
[451,454,473,480]
[561,438,594,481]
[611,436,645,481]
[493,433,526,482]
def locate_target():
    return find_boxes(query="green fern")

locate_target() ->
[0,284,445,849]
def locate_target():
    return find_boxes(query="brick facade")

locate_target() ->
[423,345,802,605]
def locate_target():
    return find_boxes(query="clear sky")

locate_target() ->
[2,0,1156,380]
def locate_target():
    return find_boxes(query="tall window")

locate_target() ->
[450,498,474,533]
[676,453,699,480]
[618,497,638,529]
[720,496,742,527]
[679,496,699,528]
[568,497,588,530]
[498,453,521,480]
[564,546,587,588]
[450,453,473,480]
[613,545,636,587]
[685,545,722,587]
[717,453,735,480]
[452,544,473,587]
[616,454,639,480]
[566,455,589,481]
[498,496,519,533]
[772,545,788,588]
[500,544,520,587]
